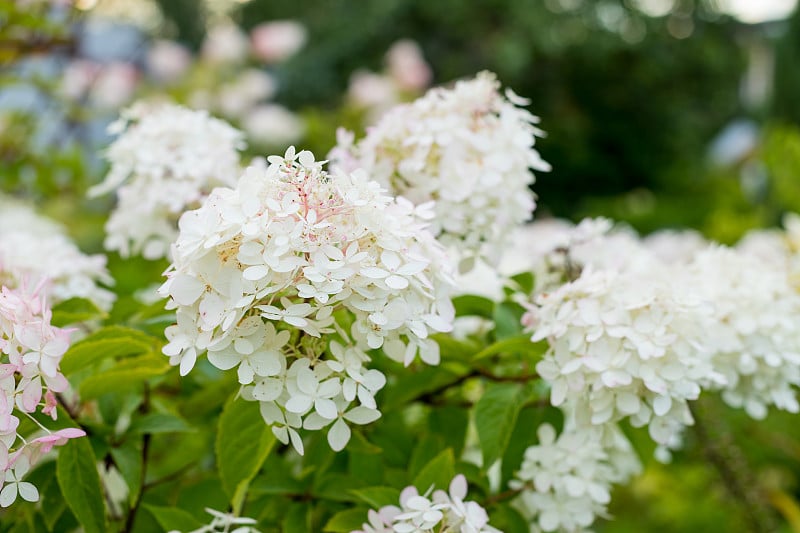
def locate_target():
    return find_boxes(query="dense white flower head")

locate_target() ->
[524,262,721,450]
[160,148,454,453]
[91,102,245,259]
[0,282,86,509]
[0,197,114,310]
[642,229,707,265]
[331,71,550,267]
[355,475,499,533]
[688,246,800,419]
[511,423,640,533]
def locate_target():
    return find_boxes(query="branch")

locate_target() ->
[123,384,152,533]
[689,399,777,533]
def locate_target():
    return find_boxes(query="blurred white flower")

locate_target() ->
[386,39,432,92]
[90,62,139,110]
[511,423,640,532]
[242,104,305,147]
[202,23,249,64]
[0,197,114,310]
[147,40,192,84]
[92,102,245,260]
[332,71,550,269]
[250,20,307,63]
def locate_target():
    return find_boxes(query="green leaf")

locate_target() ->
[324,508,369,532]
[50,297,105,327]
[452,294,495,318]
[282,502,311,532]
[501,404,563,487]
[490,504,530,533]
[56,437,106,533]
[492,301,525,340]
[61,326,156,375]
[428,406,469,457]
[508,271,536,295]
[110,441,143,506]
[473,335,541,361]
[129,412,193,435]
[143,504,203,531]
[413,448,455,493]
[350,486,400,508]
[475,383,526,468]
[216,395,276,510]
[78,353,170,399]
[382,366,470,410]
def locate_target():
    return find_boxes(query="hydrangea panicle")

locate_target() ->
[161,147,455,454]
[0,281,85,508]
[0,196,114,310]
[331,71,550,268]
[355,474,499,533]
[91,101,246,259]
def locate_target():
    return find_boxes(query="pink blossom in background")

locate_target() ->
[147,40,192,84]
[250,20,307,63]
[386,39,432,92]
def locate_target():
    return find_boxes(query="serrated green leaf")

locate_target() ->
[324,508,369,532]
[475,383,526,468]
[50,297,105,327]
[216,395,276,510]
[143,504,203,531]
[78,353,170,399]
[452,294,495,318]
[56,437,106,533]
[413,448,455,493]
[61,326,157,375]
[350,486,400,508]
[129,412,193,435]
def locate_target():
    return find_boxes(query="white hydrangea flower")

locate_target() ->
[356,475,499,533]
[91,101,245,259]
[642,229,707,265]
[331,71,550,268]
[688,246,800,419]
[169,507,260,533]
[161,147,455,453]
[0,197,114,310]
[525,262,721,449]
[511,423,639,533]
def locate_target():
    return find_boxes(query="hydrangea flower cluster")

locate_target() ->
[511,423,640,533]
[688,246,800,419]
[0,282,85,508]
[330,71,550,268]
[160,148,454,453]
[525,264,721,450]
[90,101,245,259]
[355,474,499,533]
[170,508,260,533]
[0,197,114,310]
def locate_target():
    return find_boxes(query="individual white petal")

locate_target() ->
[0,484,16,508]
[343,406,381,425]
[17,482,38,503]
[327,417,351,451]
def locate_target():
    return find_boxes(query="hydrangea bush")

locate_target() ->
[0,69,798,533]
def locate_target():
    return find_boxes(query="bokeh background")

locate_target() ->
[3,0,800,531]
